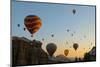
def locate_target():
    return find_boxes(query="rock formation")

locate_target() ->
[12,36,48,66]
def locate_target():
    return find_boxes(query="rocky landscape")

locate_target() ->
[12,36,96,66]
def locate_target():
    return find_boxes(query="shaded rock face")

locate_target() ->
[12,37,48,66]
[83,46,96,61]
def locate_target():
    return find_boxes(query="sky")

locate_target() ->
[12,1,96,58]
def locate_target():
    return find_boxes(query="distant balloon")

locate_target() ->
[73,43,79,51]
[46,43,57,56]
[71,33,73,36]
[17,24,20,27]
[64,49,69,56]
[23,28,26,31]
[24,15,42,37]
[42,38,44,41]
[72,9,76,14]
[51,34,54,37]
[67,29,70,32]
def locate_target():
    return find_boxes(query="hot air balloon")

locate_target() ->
[23,28,26,31]
[73,43,79,51]
[46,43,57,56]
[72,9,76,14]
[51,34,54,37]
[64,49,69,56]
[17,24,20,27]
[24,15,42,37]
[67,29,70,32]
[42,38,44,41]
[71,33,73,37]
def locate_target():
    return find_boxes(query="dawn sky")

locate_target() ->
[12,1,95,58]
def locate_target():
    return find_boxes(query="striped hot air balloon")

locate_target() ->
[24,15,42,37]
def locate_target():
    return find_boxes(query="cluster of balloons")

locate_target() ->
[66,28,75,37]
[18,9,76,37]
[17,9,79,57]
[64,43,79,56]
[46,43,79,57]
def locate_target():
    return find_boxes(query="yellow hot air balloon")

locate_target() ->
[64,49,69,56]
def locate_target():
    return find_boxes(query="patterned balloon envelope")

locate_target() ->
[24,15,42,37]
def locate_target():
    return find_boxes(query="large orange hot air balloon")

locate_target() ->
[24,15,42,37]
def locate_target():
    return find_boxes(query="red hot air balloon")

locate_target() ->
[73,43,79,51]
[24,15,42,37]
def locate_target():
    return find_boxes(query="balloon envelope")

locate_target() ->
[71,33,73,36]
[46,43,57,56]
[73,9,76,14]
[64,49,69,56]
[17,24,20,27]
[51,34,54,37]
[73,43,79,51]
[24,15,42,36]
[67,29,70,32]
[42,38,44,41]
[23,28,26,31]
